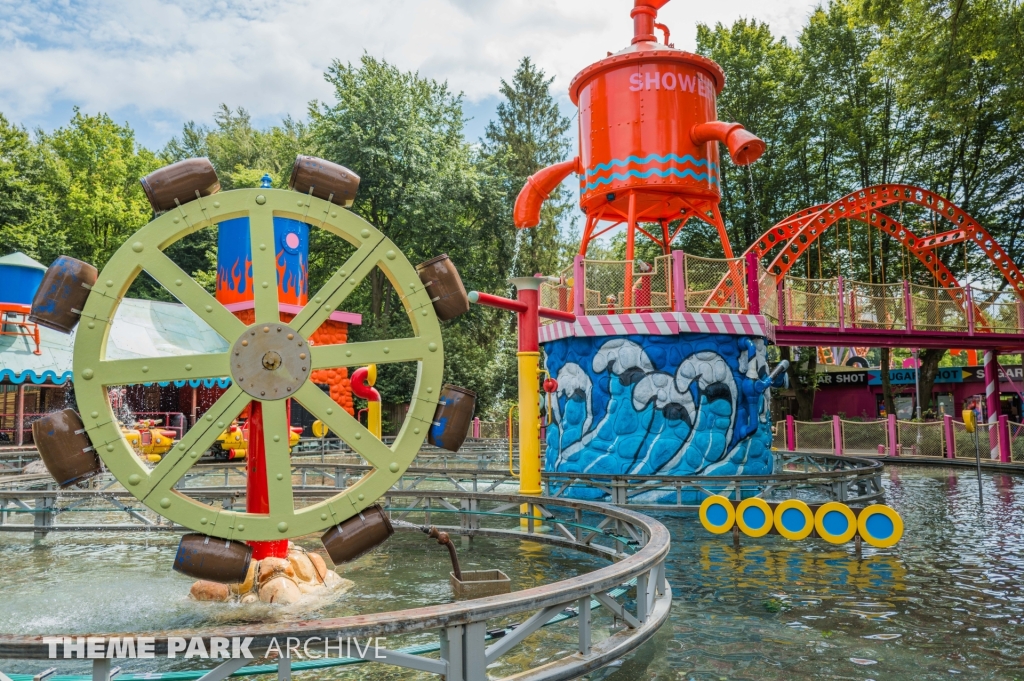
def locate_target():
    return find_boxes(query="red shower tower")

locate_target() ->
[515,0,765,298]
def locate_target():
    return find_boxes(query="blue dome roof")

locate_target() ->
[0,252,47,306]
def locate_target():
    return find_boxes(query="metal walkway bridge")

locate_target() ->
[535,184,1024,353]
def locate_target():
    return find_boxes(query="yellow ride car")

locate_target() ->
[209,421,303,461]
[121,420,177,463]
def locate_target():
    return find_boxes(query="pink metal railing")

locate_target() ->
[549,253,1024,334]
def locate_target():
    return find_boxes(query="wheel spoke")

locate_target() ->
[248,206,281,324]
[96,353,230,386]
[142,251,247,341]
[291,237,386,337]
[310,337,425,371]
[260,400,295,518]
[141,386,251,501]
[293,383,393,469]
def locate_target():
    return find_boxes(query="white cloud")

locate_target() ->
[0,0,818,143]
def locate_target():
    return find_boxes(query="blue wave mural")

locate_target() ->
[543,334,774,502]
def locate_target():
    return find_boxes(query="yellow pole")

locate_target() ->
[517,351,544,530]
[517,351,542,495]
[366,364,382,440]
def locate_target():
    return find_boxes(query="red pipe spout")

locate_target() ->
[690,121,766,166]
[631,0,672,43]
[513,157,581,228]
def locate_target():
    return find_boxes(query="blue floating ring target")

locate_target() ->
[773,499,814,541]
[735,497,773,538]
[857,504,904,548]
[699,495,735,534]
[814,502,858,544]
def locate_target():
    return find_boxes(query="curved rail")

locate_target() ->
[0,453,884,536]
[0,492,672,681]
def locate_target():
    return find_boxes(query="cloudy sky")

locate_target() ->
[0,0,821,149]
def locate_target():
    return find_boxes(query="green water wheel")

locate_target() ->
[72,188,444,540]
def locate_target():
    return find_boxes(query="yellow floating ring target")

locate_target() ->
[857,505,904,548]
[773,499,814,541]
[699,495,735,534]
[814,502,858,544]
[735,497,773,538]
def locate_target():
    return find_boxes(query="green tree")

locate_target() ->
[480,57,576,277]
[308,55,507,413]
[33,109,159,268]
[696,19,801,251]
[0,114,45,260]
[164,106,310,189]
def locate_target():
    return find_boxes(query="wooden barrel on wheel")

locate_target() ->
[428,385,476,453]
[416,255,469,321]
[173,534,253,583]
[140,158,221,214]
[289,156,360,207]
[321,503,394,565]
[31,409,102,487]
[29,257,97,334]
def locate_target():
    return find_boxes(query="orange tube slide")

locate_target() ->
[513,156,581,229]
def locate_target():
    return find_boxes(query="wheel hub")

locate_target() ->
[230,323,310,400]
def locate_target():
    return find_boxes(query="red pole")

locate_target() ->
[517,287,539,352]
[247,402,289,560]
[624,193,636,311]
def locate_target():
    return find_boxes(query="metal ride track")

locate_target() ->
[0,493,671,681]
[0,452,884,535]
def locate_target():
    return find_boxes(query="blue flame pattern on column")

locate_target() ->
[543,333,774,502]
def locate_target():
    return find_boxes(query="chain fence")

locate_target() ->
[841,419,887,454]
[844,280,905,330]
[1009,422,1024,462]
[950,420,993,459]
[794,420,834,452]
[896,420,945,457]
[582,258,672,315]
[771,423,787,450]
[758,262,779,324]
[910,283,968,332]
[781,277,840,327]
[477,421,509,440]
[684,254,746,313]
[972,287,1024,334]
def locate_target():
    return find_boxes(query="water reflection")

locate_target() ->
[603,465,1024,680]
[2,466,1023,680]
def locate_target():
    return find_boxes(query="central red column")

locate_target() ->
[246,402,288,559]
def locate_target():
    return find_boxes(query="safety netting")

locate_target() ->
[840,419,887,455]
[794,420,834,452]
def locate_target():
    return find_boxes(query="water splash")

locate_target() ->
[745,164,762,228]
[494,230,526,403]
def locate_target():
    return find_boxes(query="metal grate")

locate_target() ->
[771,424,787,450]
[951,420,993,459]
[781,277,840,327]
[910,283,968,332]
[1009,422,1024,462]
[794,420,834,452]
[897,420,945,457]
[684,254,746,313]
[841,419,887,454]
[972,287,1024,334]
[844,280,905,330]
[582,258,672,315]
[758,262,779,324]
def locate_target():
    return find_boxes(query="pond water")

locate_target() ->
[1,464,1022,680]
